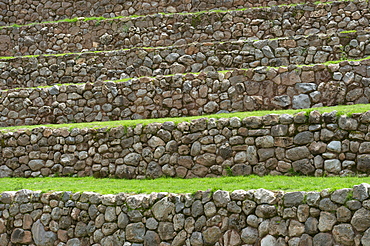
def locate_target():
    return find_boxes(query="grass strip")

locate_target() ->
[0,103,370,132]
[1,175,368,194]
[0,0,351,30]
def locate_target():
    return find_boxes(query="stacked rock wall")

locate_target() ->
[1,111,370,178]
[1,185,370,245]
[1,59,370,126]
[1,31,370,89]
[0,0,332,26]
[1,1,369,56]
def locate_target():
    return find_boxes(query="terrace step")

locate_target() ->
[0,0,368,56]
[0,0,332,26]
[0,108,370,178]
[0,59,369,127]
[0,31,369,90]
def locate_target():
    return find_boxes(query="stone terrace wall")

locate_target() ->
[2,185,370,245]
[0,0,332,26]
[0,1,369,56]
[2,111,370,178]
[1,60,370,126]
[1,31,370,89]
[0,60,370,126]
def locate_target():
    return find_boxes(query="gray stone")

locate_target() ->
[203,226,222,245]
[255,205,277,218]
[318,212,336,232]
[351,208,370,232]
[234,151,247,163]
[105,206,117,222]
[262,46,274,58]
[292,159,315,175]
[118,213,129,229]
[255,136,274,148]
[242,200,257,216]
[286,146,310,161]
[336,206,351,222]
[357,155,370,173]
[172,230,187,246]
[346,200,362,211]
[361,228,370,246]
[305,217,318,235]
[173,214,185,231]
[313,233,333,246]
[165,53,180,63]
[254,189,276,204]
[293,131,313,145]
[353,183,370,201]
[158,222,174,240]
[125,222,145,242]
[284,192,304,207]
[31,220,56,246]
[124,153,141,166]
[48,85,59,95]
[359,142,370,153]
[148,136,165,148]
[295,83,317,93]
[29,160,45,171]
[257,148,274,162]
[231,164,251,176]
[204,101,218,113]
[246,215,260,228]
[327,141,341,153]
[324,159,341,174]
[271,125,288,136]
[332,224,354,245]
[338,116,358,130]
[246,146,258,164]
[272,95,291,107]
[331,188,351,204]
[292,94,311,109]
[66,238,81,246]
[146,162,162,179]
[204,202,216,217]
[152,197,174,221]
[190,232,203,246]
[241,227,258,244]
[261,235,277,246]
[74,222,87,237]
[0,166,12,177]
[319,198,338,212]
[102,223,118,235]
[191,200,203,218]
[213,190,230,207]
[288,220,305,237]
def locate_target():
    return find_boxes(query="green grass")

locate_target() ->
[0,104,370,132]
[2,176,369,194]
[340,30,357,34]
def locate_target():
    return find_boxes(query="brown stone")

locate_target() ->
[58,230,68,242]
[11,229,32,244]
[22,214,33,230]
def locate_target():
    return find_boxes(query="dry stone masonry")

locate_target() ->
[2,0,370,244]
[1,31,370,90]
[1,59,370,126]
[1,111,370,178]
[0,1,369,56]
[2,185,370,245]
[0,0,332,26]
